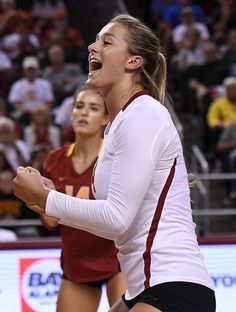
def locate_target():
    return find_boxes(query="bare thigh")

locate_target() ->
[56,278,102,312]
[106,272,126,306]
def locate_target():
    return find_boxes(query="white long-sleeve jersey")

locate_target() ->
[46,93,213,299]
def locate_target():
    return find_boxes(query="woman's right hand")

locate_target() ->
[13,166,50,214]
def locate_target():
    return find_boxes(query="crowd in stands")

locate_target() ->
[150,0,236,205]
[0,0,87,240]
[1,0,236,239]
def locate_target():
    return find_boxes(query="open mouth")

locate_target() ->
[90,59,103,72]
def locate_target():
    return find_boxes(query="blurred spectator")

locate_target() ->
[0,97,8,116]
[0,0,31,37]
[163,0,205,27]
[0,97,7,116]
[0,48,12,69]
[150,0,177,22]
[217,120,236,200]
[30,0,66,43]
[23,105,61,151]
[8,56,54,126]
[0,169,25,219]
[0,149,11,171]
[150,0,177,35]
[172,6,209,50]
[172,27,205,71]
[188,41,229,152]
[0,0,14,11]
[42,43,87,105]
[54,94,73,127]
[0,48,14,96]
[223,29,236,76]
[1,17,41,66]
[41,8,85,63]
[0,168,39,237]
[209,0,236,45]
[30,144,50,173]
[152,0,205,62]
[207,77,236,128]
[0,169,15,196]
[0,116,30,171]
[30,0,66,20]
[54,94,75,143]
[207,77,236,160]
[0,115,35,234]
[0,97,21,134]
[0,0,15,22]
[189,41,228,113]
[171,26,205,111]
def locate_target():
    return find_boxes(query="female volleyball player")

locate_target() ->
[13,14,216,312]
[41,87,125,311]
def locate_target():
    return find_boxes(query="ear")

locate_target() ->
[125,55,143,71]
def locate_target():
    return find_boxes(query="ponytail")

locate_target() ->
[155,52,167,104]
[140,52,167,103]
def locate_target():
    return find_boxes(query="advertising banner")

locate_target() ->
[0,243,236,311]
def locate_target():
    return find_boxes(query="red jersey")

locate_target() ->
[43,143,120,283]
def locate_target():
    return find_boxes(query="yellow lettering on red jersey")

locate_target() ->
[65,185,90,199]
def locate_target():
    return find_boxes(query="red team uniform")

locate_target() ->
[43,143,120,283]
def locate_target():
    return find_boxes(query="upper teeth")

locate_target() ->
[91,59,100,64]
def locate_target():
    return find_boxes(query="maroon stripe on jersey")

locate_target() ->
[143,158,177,289]
[91,160,98,195]
[122,91,148,111]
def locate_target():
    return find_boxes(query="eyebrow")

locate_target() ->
[96,32,116,40]
[75,101,102,107]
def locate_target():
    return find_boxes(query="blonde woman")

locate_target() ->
[13,15,215,312]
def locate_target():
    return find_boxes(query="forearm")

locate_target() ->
[45,116,166,239]
[46,190,126,239]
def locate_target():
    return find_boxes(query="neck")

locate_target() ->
[74,132,102,158]
[72,133,102,174]
[103,81,144,122]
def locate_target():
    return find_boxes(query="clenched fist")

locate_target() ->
[13,166,53,214]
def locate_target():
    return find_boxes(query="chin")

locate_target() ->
[85,78,96,89]
[86,79,103,93]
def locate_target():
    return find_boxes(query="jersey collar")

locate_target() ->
[122,90,148,111]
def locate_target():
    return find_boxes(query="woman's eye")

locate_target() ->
[103,40,111,45]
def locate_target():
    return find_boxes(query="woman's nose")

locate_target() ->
[81,107,89,115]
[88,40,98,53]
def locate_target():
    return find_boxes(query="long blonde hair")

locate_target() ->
[109,14,167,103]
